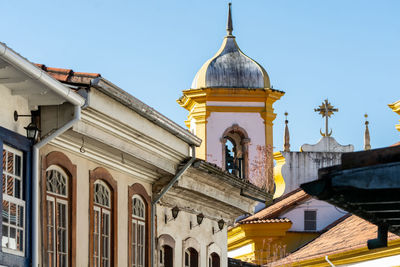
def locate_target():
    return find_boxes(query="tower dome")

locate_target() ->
[191,3,270,89]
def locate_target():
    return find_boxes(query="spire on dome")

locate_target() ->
[284,112,290,152]
[227,3,233,36]
[364,114,371,150]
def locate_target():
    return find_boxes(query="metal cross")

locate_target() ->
[314,99,338,137]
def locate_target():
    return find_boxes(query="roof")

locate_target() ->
[240,188,310,223]
[37,64,202,147]
[35,64,100,86]
[191,36,270,89]
[240,218,291,225]
[190,4,270,90]
[0,42,84,107]
[270,215,400,266]
[301,145,400,236]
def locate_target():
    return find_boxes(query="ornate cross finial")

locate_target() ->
[227,3,233,36]
[314,99,338,137]
[284,112,290,152]
[364,113,371,150]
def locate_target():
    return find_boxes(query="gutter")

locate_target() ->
[32,105,81,266]
[90,77,201,147]
[150,146,196,267]
[325,255,335,267]
[0,42,86,266]
[0,42,85,107]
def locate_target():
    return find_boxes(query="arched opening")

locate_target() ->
[209,252,220,267]
[160,245,173,267]
[184,247,198,267]
[221,124,250,179]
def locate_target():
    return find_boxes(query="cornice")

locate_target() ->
[49,134,161,183]
[80,108,186,164]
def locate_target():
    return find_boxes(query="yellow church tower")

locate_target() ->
[178,3,284,189]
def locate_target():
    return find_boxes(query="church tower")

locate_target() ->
[178,4,284,188]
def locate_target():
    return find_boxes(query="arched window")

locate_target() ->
[209,253,220,267]
[89,167,118,267]
[160,245,173,267]
[92,181,111,267]
[158,234,175,267]
[131,196,145,267]
[46,166,69,266]
[128,183,150,267]
[184,248,198,267]
[221,125,250,179]
[41,151,77,267]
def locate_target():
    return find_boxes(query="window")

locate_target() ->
[46,166,69,266]
[93,181,111,267]
[128,183,150,267]
[209,253,220,267]
[42,151,77,267]
[221,125,249,179]
[304,210,317,231]
[2,145,24,256]
[160,245,173,267]
[131,196,145,267]
[184,248,198,267]
[89,167,117,267]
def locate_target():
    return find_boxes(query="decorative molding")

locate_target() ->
[50,136,162,182]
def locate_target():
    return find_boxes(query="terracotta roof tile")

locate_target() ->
[269,215,400,266]
[35,64,100,85]
[240,218,291,225]
[241,188,310,223]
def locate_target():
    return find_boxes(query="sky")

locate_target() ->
[2,0,400,151]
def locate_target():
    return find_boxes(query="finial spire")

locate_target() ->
[364,113,371,150]
[227,3,233,36]
[284,112,290,152]
[314,99,338,137]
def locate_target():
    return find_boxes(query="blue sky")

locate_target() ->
[2,0,400,151]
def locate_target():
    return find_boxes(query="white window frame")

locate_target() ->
[2,145,25,256]
[46,195,68,266]
[93,181,112,267]
[132,195,145,267]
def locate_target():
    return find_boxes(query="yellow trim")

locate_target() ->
[273,152,286,198]
[389,100,400,132]
[283,238,400,266]
[177,88,284,161]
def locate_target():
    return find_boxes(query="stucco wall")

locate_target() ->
[206,111,265,169]
[280,151,343,195]
[0,86,31,136]
[282,198,346,232]
[157,205,227,267]
[39,144,153,266]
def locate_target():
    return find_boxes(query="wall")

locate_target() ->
[39,144,153,266]
[157,205,227,267]
[206,111,265,170]
[282,198,346,232]
[280,151,343,194]
[0,86,31,135]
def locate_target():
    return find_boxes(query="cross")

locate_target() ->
[314,99,338,137]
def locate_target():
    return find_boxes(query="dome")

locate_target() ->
[191,4,270,89]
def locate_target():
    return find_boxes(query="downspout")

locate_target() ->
[150,146,196,267]
[32,105,82,267]
[325,255,335,267]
